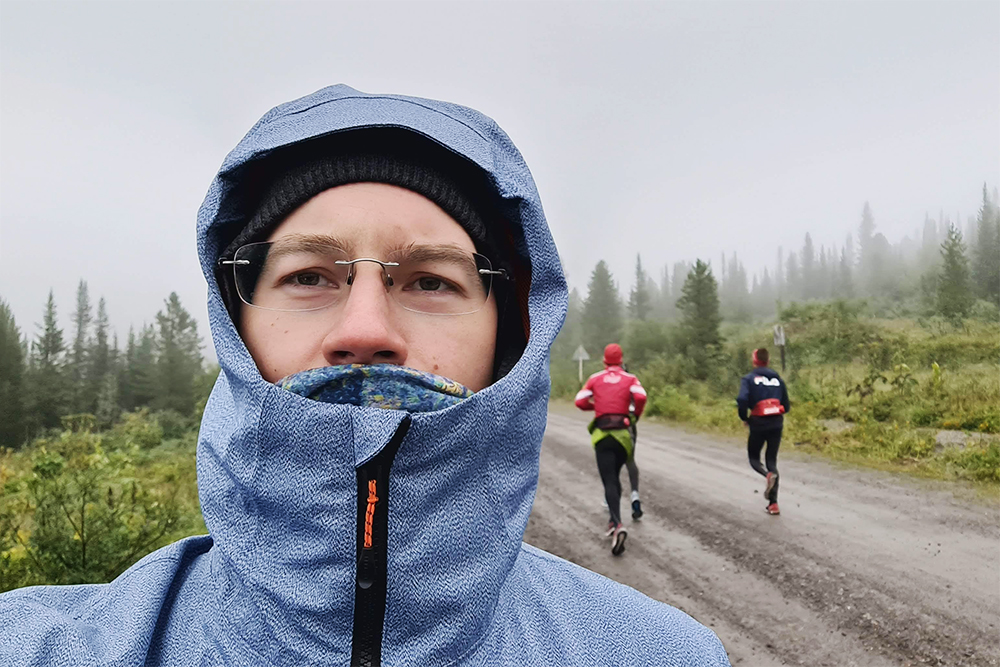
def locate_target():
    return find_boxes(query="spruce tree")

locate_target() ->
[964,214,978,252]
[801,234,816,299]
[86,297,111,414]
[69,280,92,413]
[130,325,158,408]
[95,373,121,430]
[581,261,623,357]
[818,247,831,299]
[921,212,939,268]
[654,266,671,320]
[725,253,750,321]
[775,246,784,298]
[837,247,854,299]
[973,183,1000,305]
[936,225,974,323]
[0,300,27,448]
[858,202,876,293]
[758,268,775,317]
[155,293,204,415]
[785,252,801,301]
[31,290,67,430]
[867,232,893,296]
[676,260,723,380]
[645,275,661,320]
[551,287,583,364]
[119,327,137,411]
[669,261,690,320]
[628,254,651,321]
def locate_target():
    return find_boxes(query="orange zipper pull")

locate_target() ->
[364,479,378,549]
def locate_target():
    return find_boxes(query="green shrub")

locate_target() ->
[645,385,697,421]
[970,300,1000,323]
[2,429,181,590]
[625,320,674,369]
[779,300,874,364]
[108,409,163,449]
[871,399,895,423]
[944,443,1000,482]
[153,410,194,441]
[910,406,943,427]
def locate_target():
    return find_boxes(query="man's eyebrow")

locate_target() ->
[389,244,484,286]
[387,243,477,264]
[267,234,352,258]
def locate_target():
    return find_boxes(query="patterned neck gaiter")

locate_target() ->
[277,364,474,412]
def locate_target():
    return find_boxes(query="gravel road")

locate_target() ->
[524,405,999,666]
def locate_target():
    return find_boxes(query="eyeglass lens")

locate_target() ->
[231,241,495,315]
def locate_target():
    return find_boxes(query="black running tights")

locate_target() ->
[747,428,781,502]
[595,437,628,525]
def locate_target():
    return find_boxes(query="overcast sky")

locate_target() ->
[1,0,997,360]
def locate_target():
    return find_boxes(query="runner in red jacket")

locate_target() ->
[575,343,647,555]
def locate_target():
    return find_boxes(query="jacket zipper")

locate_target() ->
[351,416,411,667]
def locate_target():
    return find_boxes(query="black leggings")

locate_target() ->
[595,437,628,525]
[747,428,781,502]
[625,422,639,493]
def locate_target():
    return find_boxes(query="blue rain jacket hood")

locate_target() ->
[0,85,730,667]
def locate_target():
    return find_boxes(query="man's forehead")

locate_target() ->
[268,232,471,258]
[266,185,479,254]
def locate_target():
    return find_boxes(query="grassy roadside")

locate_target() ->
[552,394,1000,503]
[551,306,1000,498]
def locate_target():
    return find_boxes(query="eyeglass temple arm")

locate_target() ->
[479,268,510,280]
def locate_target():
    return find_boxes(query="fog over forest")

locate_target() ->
[1,1,997,354]
[2,9,999,658]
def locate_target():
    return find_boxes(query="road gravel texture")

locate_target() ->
[524,405,999,666]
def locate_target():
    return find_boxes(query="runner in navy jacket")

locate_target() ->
[736,348,791,515]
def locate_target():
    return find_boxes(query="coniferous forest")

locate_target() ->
[1,187,998,593]
[552,189,1000,488]
[0,286,214,592]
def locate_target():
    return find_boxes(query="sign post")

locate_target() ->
[572,345,591,383]
[773,325,787,372]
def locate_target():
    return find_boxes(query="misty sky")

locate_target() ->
[1,1,997,361]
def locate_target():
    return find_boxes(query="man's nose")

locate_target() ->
[320,264,407,367]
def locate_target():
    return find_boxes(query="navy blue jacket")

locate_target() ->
[736,366,791,431]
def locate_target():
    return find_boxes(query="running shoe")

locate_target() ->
[611,524,628,556]
[605,520,617,537]
[631,499,643,520]
[766,502,780,515]
[765,472,778,499]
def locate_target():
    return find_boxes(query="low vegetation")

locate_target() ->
[0,410,203,594]
[553,301,1000,488]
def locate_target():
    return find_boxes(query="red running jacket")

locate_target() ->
[574,366,648,418]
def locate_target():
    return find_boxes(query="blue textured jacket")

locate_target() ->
[0,85,731,667]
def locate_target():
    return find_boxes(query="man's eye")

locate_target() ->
[417,276,444,291]
[286,272,329,287]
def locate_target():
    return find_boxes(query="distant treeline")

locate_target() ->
[558,184,1000,364]
[0,284,216,450]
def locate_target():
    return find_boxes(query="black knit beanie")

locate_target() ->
[216,128,526,380]
[220,130,502,269]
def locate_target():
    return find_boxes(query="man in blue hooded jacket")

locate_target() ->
[0,85,731,667]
